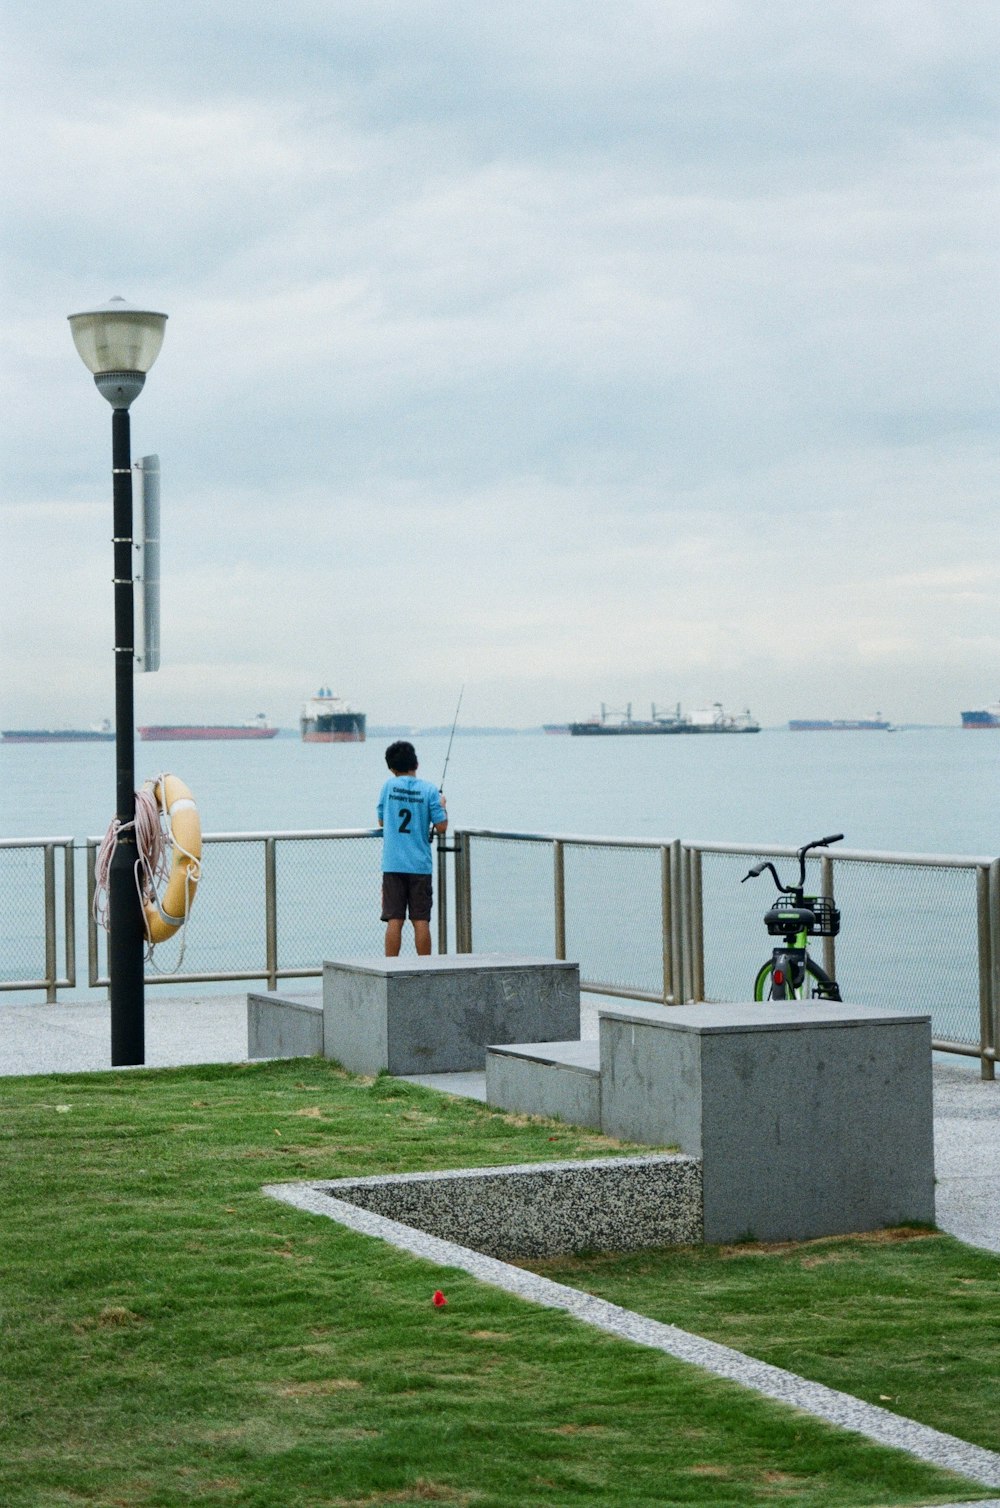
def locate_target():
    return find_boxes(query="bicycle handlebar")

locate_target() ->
[740,859,782,887]
[804,833,844,854]
[741,833,844,890]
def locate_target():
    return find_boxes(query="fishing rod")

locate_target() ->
[439,684,464,794]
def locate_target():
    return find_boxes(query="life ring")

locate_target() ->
[143,774,202,943]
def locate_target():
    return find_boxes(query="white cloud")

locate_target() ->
[2,0,998,730]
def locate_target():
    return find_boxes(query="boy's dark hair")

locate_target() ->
[385,740,418,774]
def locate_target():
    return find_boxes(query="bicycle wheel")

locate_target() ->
[754,957,841,1002]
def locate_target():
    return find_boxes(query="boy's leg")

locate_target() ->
[409,874,434,956]
[381,874,406,956]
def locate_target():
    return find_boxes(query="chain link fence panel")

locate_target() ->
[463,837,556,957]
[274,835,385,967]
[89,831,385,988]
[0,845,51,986]
[463,834,671,999]
[0,840,73,994]
[563,841,667,997]
[695,846,989,1050]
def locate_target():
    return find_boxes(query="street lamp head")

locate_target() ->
[68,296,168,409]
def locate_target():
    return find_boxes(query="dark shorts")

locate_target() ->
[381,872,433,922]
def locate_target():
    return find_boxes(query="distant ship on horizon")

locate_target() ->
[139,713,279,742]
[789,714,894,732]
[1,719,115,745]
[961,702,1000,729]
[570,701,759,736]
[300,688,366,743]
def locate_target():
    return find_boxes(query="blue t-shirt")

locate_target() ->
[377,776,446,874]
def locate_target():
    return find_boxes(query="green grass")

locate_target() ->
[0,1058,994,1508]
[525,1229,1000,1453]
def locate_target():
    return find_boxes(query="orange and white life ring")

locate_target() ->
[143,774,202,944]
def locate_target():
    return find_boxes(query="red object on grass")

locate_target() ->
[432,1290,447,1307]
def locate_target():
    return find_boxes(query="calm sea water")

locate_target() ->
[1,726,997,856]
[2,729,997,1036]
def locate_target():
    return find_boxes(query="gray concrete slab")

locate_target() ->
[247,990,323,1059]
[322,953,580,1074]
[600,1001,936,1243]
[933,1062,1000,1256]
[485,1039,602,1130]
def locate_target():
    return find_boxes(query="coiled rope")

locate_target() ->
[93,778,199,970]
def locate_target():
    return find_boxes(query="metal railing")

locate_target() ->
[0,838,76,1001]
[683,840,999,1071]
[454,829,1000,1078]
[452,829,680,1004]
[5,823,998,1076]
[85,828,386,992]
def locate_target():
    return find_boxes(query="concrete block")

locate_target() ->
[247,991,323,1059]
[322,1154,702,1257]
[486,1040,601,1130]
[322,954,580,1075]
[600,1001,934,1244]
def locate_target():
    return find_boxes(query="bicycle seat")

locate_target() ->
[765,904,816,936]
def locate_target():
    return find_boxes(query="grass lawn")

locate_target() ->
[526,1229,1000,1453]
[0,1056,995,1508]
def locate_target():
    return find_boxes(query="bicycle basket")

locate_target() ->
[765,894,840,938]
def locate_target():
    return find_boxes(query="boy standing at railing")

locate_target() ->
[376,741,448,956]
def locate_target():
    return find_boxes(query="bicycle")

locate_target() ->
[741,833,844,1001]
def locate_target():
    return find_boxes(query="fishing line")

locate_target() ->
[439,684,464,793]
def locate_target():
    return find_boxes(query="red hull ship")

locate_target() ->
[139,714,278,742]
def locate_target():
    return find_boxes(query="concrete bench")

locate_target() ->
[322,954,580,1076]
[486,1000,934,1245]
[247,990,323,1059]
[600,1001,934,1243]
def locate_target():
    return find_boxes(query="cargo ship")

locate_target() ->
[1,720,114,744]
[570,702,759,736]
[300,688,366,743]
[789,715,893,732]
[961,703,1000,729]
[139,713,278,741]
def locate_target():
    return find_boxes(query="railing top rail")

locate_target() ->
[0,836,74,849]
[11,825,993,870]
[686,839,998,869]
[456,827,675,850]
[458,827,998,868]
[84,827,382,845]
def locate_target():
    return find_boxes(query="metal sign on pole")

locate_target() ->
[134,455,160,672]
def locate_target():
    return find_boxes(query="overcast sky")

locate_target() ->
[2,1,997,730]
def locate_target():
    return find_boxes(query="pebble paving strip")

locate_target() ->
[266,1176,1000,1495]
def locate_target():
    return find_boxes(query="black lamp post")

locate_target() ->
[68,297,168,1066]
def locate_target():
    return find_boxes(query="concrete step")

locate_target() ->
[485,1038,601,1130]
[247,990,323,1059]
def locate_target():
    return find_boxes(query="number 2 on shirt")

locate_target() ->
[398,808,412,833]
